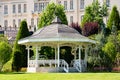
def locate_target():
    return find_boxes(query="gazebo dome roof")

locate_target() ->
[18,17,96,45]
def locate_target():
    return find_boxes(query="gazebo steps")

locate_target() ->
[69,67,79,73]
[27,67,79,73]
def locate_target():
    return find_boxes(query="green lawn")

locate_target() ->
[0,73,120,80]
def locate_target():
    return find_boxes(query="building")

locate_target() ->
[0,0,120,40]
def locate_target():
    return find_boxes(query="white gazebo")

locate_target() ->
[18,17,96,73]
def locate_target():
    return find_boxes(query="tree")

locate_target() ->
[0,42,12,71]
[12,50,22,72]
[81,0,108,28]
[102,42,116,67]
[107,6,120,30]
[12,20,30,70]
[82,22,99,36]
[38,3,68,28]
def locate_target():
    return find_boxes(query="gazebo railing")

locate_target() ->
[28,59,69,72]
[73,59,86,72]
[60,59,69,73]
[29,59,57,67]
[73,60,81,72]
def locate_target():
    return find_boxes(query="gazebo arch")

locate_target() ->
[18,17,96,73]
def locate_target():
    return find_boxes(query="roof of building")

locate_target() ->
[18,17,96,45]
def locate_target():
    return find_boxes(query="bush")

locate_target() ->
[12,50,23,72]
[0,42,12,72]
[2,59,12,72]
[82,22,99,36]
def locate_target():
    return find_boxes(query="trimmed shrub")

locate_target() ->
[82,22,99,36]
[13,20,30,71]
[12,50,23,72]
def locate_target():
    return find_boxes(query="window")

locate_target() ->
[39,3,42,12]
[13,5,16,13]
[106,0,110,7]
[64,1,67,10]
[34,3,38,12]
[39,3,45,12]
[4,5,8,14]
[13,19,16,27]
[70,0,73,10]
[24,4,27,13]
[18,19,21,27]
[80,0,84,9]
[70,16,73,23]
[18,4,21,13]
[4,20,8,28]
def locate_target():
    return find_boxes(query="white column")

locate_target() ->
[57,44,60,67]
[55,47,57,67]
[74,47,76,60]
[27,46,30,68]
[35,45,38,68]
[85,46,88,70]
[79,45,82,72]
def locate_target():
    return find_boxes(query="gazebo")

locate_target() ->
[18,17,96,73]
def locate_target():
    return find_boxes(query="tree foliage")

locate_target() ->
[38,3,68,28]
[102,42,116,63]
[0,42,12,71]
[13,20,30,70]
[107,6,120,30]
[82,22,99,36]
[81,0,108,27]
[12,50,23,72]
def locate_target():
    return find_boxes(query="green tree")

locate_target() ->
[38,3,68,28]
[102,42,116,66]
[12,50,22,72]
[0,42,12,71]
[12,20,30,70]
[81,0,108,27]
[107,6,120,30]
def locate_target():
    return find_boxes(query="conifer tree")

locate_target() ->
[12,20,30,70]
[107,6,120,30]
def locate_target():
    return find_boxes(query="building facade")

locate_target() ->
[0,0,120,32]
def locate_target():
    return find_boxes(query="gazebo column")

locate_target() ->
[35,45,39,68]
[84,46,88,71]
[78,45,82,72]
[74,48,76,60]
[55,47,57,67]
[57,44,60,67]
[27,46,30,68]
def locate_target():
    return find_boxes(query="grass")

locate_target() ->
[0,72,120,80]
